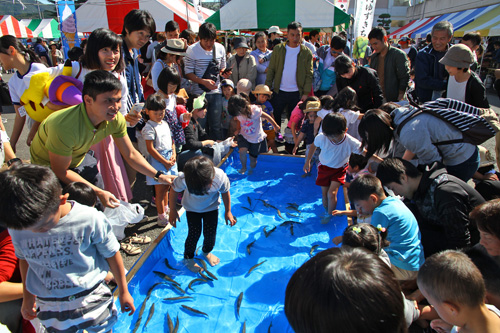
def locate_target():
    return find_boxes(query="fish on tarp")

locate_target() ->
[144,303,155,328]
[286,205,301,214]
[181,304,209,317]
[153,271,180,286]
[166,312,174,332]
[246,240,256,255]
[173,315,179,333]
[163,296,193,302]
[247,260,267,276]
[132,282,163,333]
[276,209,285,220]
[287,203,299,208]
[242,207,254,214]
[286,212,299,218]
[279,220,301,227]
[268,321,273,332]
[241,321,246,333]
[309,244,319,256]
[290,223,294,236]
[236,292,243,318]
[187,278,209,291]
[263,226,276,238]
[165,258,179,271]
[168,283,186,295]
[247,196,252,207]
[199,270,213,281]
[194,258,218,280]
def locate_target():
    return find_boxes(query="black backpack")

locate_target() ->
[396,98,498,146]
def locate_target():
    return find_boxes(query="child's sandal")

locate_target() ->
[120,240,141,255]
[129,233,152,244]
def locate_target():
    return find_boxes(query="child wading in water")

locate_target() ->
[228,94,280,174]
[142,94,178,226]
[169,156,237,272]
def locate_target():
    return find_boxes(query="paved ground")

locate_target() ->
[2,69,499,272]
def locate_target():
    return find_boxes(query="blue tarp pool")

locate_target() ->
[115,152,348,332]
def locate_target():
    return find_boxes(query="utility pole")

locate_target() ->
[36,0,43,19]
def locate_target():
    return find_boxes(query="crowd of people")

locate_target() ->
[0,7,499,332]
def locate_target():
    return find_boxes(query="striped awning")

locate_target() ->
[0,15,34,38]
[389,17,437,39]
[20,19,61,39]
[454,5,500,37]
[410,4,499,38]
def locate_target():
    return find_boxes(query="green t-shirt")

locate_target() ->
[30,103,127,168]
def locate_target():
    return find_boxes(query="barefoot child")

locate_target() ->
[304,113,380,223]
[142,94,178,226]
[168,156,237,272]
[228,94,280,174]
[0,165,134,332]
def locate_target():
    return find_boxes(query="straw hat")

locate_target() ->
[303,101,321,113]
[160,39,186,56]
[252,84,272,96]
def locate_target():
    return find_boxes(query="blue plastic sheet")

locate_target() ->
[114,152,348,332]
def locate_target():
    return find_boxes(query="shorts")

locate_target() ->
[264,129,276,142]
[316,164,348,187]
[146,149,178,185]
[36,282,117,333]
[237,135,268,158]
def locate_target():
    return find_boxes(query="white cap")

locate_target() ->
[268,26,283,35]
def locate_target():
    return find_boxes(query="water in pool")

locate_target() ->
[115,152,348,332]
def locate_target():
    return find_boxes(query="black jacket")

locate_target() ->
[443,71,490,108]
[413,162,483,254]
[414,44,448,103]
[182,118,209,151]
[336,66,383,112]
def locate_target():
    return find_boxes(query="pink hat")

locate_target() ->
[48,75,83,106]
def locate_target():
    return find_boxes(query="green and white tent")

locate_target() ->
[206,0,350,31]
[20,19,61,39]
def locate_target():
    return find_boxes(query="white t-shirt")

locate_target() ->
[339,108,360,126]
[184,42,226,95]
[451,304,500,333]
[280,45,300,92]
[172,167,230,213]
[237,105,267,143]
[314,132,363,168]
[9,62,47,105]
[141,120,173,152]
[446,76,467,102]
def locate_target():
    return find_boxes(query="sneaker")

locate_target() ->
[276,133,285,143]
[157,216,169,227]
[151,196,156,207]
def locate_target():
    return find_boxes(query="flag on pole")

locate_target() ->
[353,0,377,40]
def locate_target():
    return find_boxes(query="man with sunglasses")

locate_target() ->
[315,35,347,96]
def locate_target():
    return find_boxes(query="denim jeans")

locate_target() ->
[445,146,479,182]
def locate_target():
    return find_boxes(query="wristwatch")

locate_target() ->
[7,157,22,167]
[153,170,164,181]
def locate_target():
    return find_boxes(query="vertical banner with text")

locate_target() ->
[57,0,81,59]
[352,0,377,40]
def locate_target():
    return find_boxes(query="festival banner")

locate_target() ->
[352,0,377,40]
[57,0,81,59]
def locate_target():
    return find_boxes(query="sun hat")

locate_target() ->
[160,39,186,56]
[439,44,474,68]
[398,37,411,44]
[48,75,83,106]
[268,26,283,35]
[303,101,321,113]
[236,79,252,95]
[479,145,495,168]
[221,79,235,89]
[252,84,272,96]
[233,37,249,49]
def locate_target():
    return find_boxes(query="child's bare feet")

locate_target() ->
[202,252,220,267]
[184,259,202,273]
[238,168,247,174]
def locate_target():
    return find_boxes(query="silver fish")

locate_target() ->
[309,244,319,256]
[246,240,256,255]
[166,312,173,332]
[163,296,193,302]
[181,304,208,317]
[263,226,276,238]
[165,258,179,271]
[247,196,252,207]
[153,271,180,286]
[173,315,179,333]
[144,303,155,328]
[236,292,243,318]
[247,260,267,276]
[187,278,209,291]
